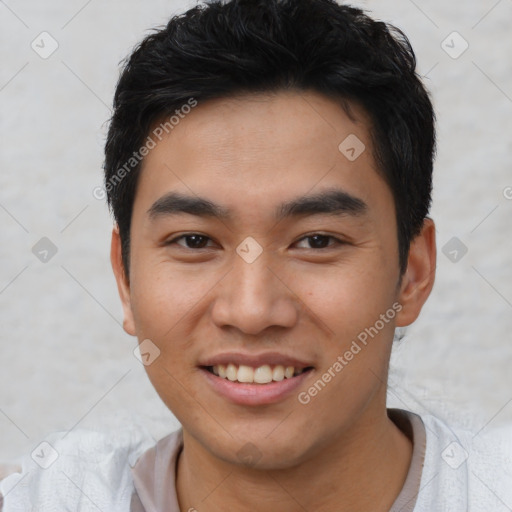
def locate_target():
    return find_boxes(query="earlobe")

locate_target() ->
[110,225,136,336]
[395,218,437,327]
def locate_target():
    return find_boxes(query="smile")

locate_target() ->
[200,366,313,406]
[206,363,311,384]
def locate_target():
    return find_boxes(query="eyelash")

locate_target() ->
[165,233,345,250]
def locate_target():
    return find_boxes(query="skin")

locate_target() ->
[111,90,436,511]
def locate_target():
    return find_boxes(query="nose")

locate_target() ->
[210,247,299,335]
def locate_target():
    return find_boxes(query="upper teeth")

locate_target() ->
[212,364,304,383]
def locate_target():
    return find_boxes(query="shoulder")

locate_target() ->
[421,412,512,471]
[130,428,183,511]
[131,427,183,474]
[0,424,156,512]
[415,412,512,511]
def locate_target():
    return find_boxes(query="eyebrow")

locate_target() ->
[146,188,368,222]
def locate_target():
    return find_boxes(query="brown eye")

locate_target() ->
[295,234,343,249]
[167,234,213,249]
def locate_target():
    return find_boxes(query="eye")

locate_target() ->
[294,234,344,249]
[165,233,344,251]
[166,233,215,249]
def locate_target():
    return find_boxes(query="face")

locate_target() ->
[111,90,435,469]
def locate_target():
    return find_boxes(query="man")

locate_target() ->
[1,0,511,510]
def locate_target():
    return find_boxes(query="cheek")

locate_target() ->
[130,266,206,408]
[297,262,397,341]
[129,260,211,339]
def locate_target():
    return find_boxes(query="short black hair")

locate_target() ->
[104,0,436,278]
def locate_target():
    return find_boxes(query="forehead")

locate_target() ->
[132,90,392,224]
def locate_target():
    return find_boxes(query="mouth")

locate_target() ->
[202,363,313,384]
[198,354,315,405]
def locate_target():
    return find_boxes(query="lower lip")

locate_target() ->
[200,368,313,406]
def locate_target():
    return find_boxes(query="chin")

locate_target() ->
[206,428,317,471]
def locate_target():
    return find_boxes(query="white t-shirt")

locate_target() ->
[1,408,511,511]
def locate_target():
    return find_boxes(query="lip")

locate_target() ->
[200,366,314,406]
[198,351,313,369]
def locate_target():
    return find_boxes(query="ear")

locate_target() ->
[110,225,136,336]
[395,217,436,327]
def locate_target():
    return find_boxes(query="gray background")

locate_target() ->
[1,0,511,463]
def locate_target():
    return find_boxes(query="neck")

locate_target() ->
[176,404,413,512]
